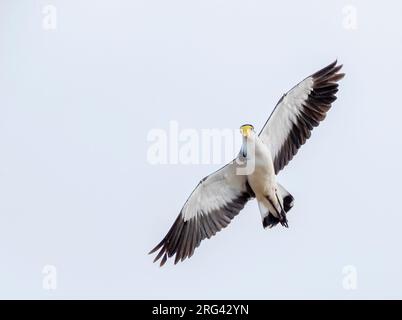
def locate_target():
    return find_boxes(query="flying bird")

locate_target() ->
[150,61,345,266]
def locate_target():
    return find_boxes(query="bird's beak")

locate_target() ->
[240,140,247,158]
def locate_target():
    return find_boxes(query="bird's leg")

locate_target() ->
[265,193,288,228]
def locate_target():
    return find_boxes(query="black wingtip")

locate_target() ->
[160,254,168,267]
[148,241,163,255]
[336,72,346,80]
[313,60,337,78]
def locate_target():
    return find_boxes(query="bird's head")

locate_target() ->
[240,124,255,138]
[239,124,255,159]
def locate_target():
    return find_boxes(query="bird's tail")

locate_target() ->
[259,183,294,229]
[277,183,294,213]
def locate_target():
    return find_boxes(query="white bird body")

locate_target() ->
[244,132,283,222]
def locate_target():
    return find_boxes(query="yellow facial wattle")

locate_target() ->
[240,124,254,137]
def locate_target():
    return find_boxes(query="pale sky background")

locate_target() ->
[0,0,401,299]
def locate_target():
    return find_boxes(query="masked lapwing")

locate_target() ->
[149,61,345,266]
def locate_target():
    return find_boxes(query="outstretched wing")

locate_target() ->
[149,161,254,266]
[260,61,345,174]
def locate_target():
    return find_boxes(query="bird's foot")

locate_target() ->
[279,211,289,228]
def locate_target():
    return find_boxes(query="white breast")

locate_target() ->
[246,134,276,197]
